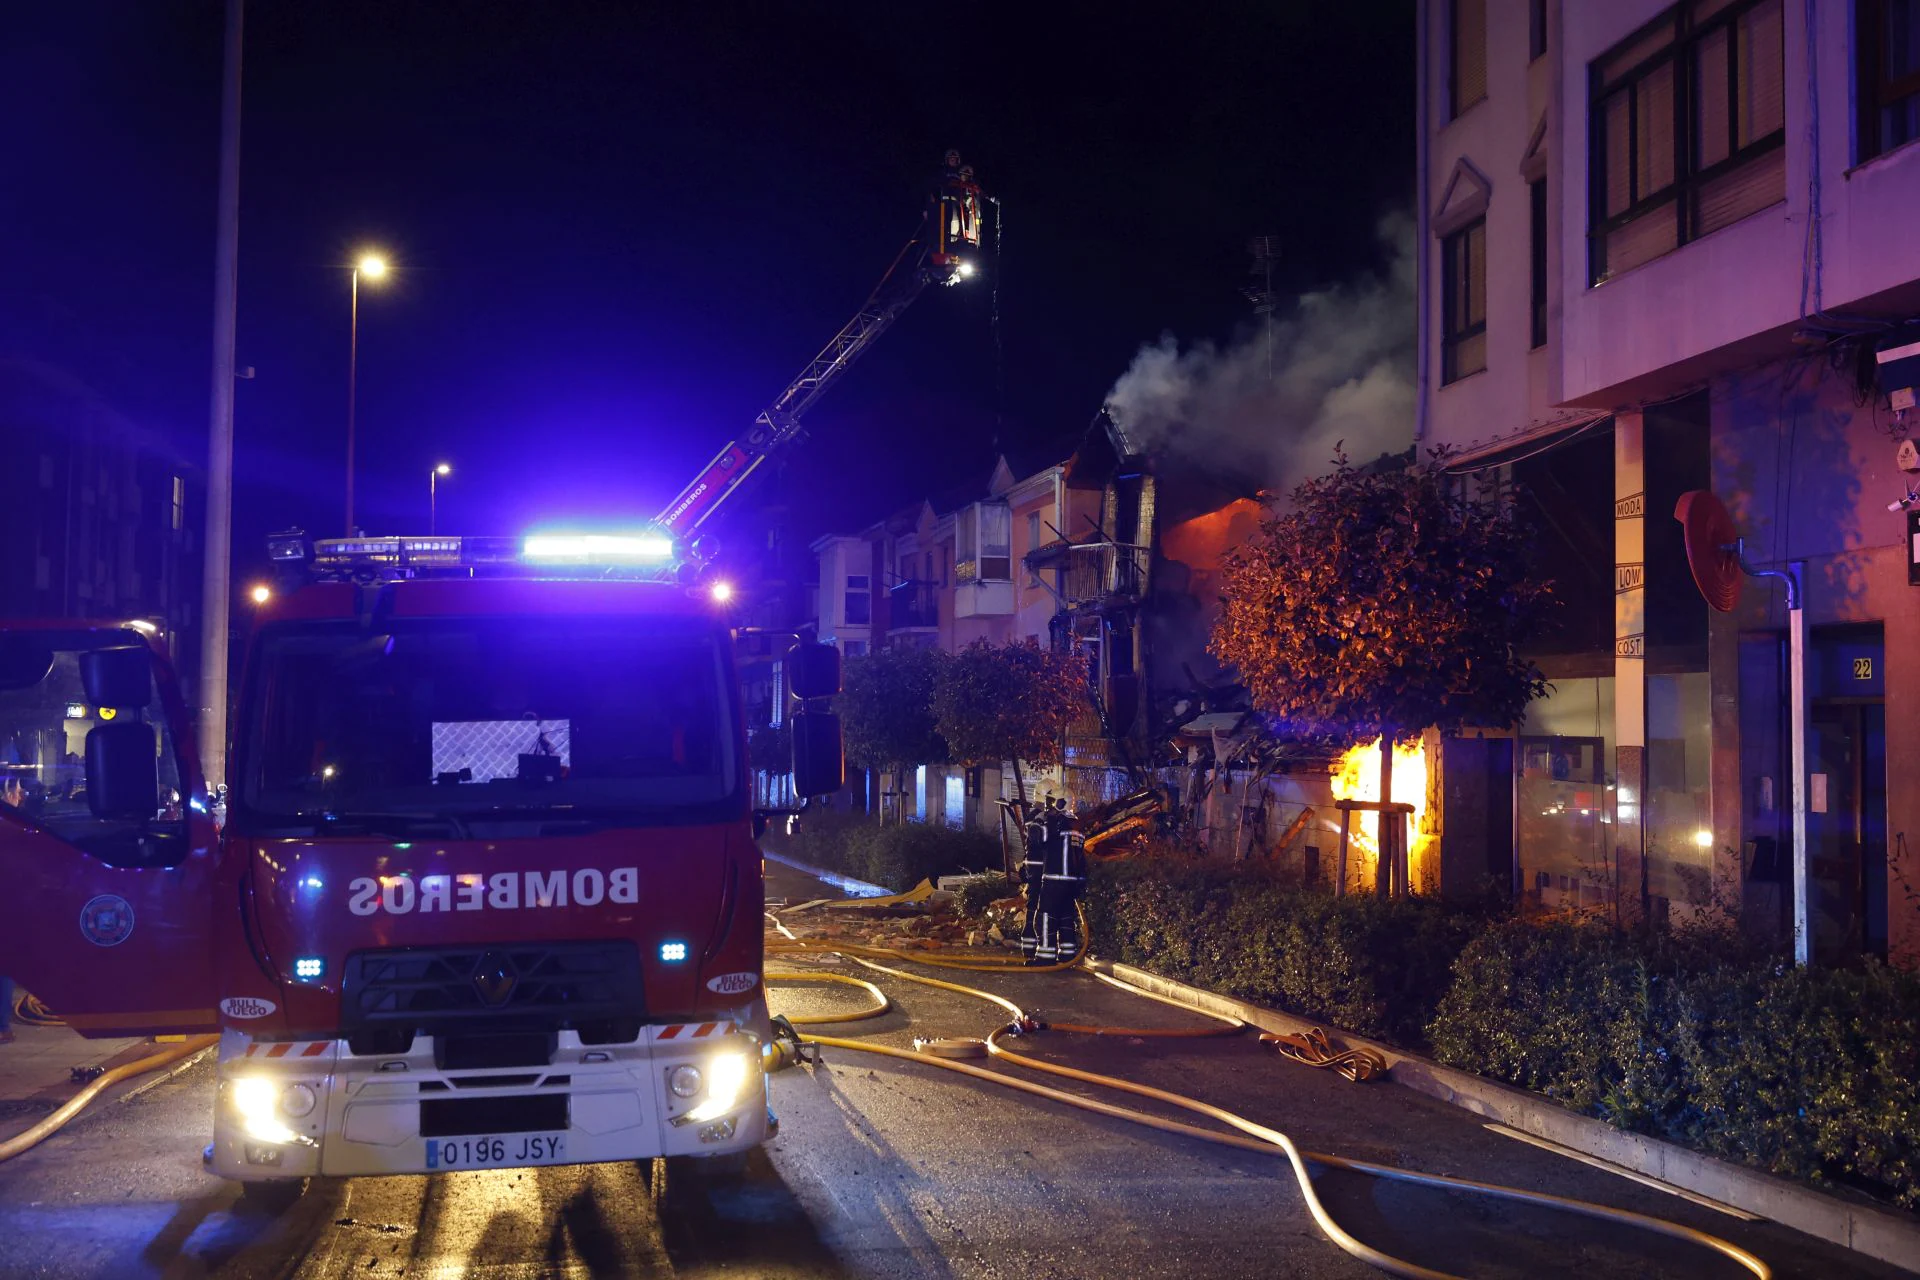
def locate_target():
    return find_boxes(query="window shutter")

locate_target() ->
[1735,0,1786,145]
[1694,144,1784,236]
[1453,0,1487,114]
[1694,26,1732,168]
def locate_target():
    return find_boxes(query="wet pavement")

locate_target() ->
[0,864,1907,1278]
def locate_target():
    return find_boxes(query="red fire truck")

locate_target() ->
[0,532,846,1189]
[0,154,982,1193]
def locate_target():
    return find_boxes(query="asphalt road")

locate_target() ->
[0,870,1907,1278]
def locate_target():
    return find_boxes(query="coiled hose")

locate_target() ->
[764,910,1771,1280]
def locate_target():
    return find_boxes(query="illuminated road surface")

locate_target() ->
[0,869,1901,1278]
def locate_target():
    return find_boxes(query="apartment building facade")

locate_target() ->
[0,359,202,663]
[1420,0,1920,962]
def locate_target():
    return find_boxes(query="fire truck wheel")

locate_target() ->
[234,1178,307,1216]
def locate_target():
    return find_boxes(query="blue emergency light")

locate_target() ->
[659,942,688,963]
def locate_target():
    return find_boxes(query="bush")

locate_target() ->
[1429,918,1920,1208]
[776,811,998,892]
[957,873,1013,918]
[1090,858,1920,1208]
[1084,857,1486,1046]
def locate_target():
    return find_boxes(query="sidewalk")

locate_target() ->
[0,1008,186,1145]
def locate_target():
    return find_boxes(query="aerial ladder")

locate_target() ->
[655,152,989,540]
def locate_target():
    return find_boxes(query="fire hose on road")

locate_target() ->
[763,909,1772,1280]
[0,1034,218,1165]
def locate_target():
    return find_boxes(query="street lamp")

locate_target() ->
[430,462,452,535]
[346,251,391,533]
[249,584,271,605]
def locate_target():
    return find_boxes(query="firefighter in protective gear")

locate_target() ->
[1018,798,1051,962]
[1022,796,1087,965]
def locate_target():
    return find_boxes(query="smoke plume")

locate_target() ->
[1105,213,1415,495]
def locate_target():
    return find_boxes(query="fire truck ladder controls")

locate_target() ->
[761,908,1773,1280]
[655,151,989,540]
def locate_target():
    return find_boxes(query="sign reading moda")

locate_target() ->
[348,868,639,916]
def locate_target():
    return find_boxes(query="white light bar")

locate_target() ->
[521,533,675,563]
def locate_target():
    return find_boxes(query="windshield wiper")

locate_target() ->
[276,809,474,839]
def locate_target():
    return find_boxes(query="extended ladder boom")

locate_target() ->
[655,154,986,539]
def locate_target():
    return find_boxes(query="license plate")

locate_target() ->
[425,1133,567,1171]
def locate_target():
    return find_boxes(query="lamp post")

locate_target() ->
[430,462,451,535]
[346,251,389,533]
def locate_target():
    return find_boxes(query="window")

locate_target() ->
[1859,0,1920,161]
[844,574,870,626]
[1530,179,1549,348]
[1531,0,1548,60]
[1589,0,1785,284]
[1442,218,1487,383]
[841,640,868,658]
[1027,511,1041,554]
[237,618,738,826]
[1451,0,1488,117]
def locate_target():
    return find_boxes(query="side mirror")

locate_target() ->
[86,721,159,820]
[789,711,844,798]
[81,646,152,710]
[787,641,841,701]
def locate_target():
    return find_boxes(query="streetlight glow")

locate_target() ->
[435,462,452,476]
[356,253,389,280]
[249,584,272,605]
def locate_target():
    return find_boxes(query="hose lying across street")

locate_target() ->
[0,1035,217,1164]
[764,908,1773,1280]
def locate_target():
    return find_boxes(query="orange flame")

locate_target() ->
[1330,738,1433,892]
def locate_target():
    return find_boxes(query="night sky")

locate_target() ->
[5,2,1414,577]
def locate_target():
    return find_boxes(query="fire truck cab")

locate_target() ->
[0,530,843,1187]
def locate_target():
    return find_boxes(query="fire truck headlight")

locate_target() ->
[685,1051,754,1123]
[230,1077,299,1143]
[668,1064,703,1098]
[281,1083,318,1118]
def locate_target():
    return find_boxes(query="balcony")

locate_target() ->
[888,581,938,631]
[1047,542,1150,606]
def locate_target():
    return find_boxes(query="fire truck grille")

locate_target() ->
[342,940,644,1041]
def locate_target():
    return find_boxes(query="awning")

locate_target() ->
[1441,411,1612,473]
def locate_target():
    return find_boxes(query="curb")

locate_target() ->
[1087,958,1920,1273]
[761,849,892,899]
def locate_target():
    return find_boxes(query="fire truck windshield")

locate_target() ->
[235,617,740,833]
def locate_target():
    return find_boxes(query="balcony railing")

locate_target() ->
[1061,543,1150,604]
[888,581,938,630]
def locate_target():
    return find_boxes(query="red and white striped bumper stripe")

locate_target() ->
[243,1040,331,1059]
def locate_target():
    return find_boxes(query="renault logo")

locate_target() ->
[472,951,517,1007]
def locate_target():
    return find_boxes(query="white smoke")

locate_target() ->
[1105,213,1415,493]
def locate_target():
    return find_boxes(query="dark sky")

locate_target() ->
[4,2,1413,576]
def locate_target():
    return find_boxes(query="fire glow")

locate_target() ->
[1329,738,1433,890]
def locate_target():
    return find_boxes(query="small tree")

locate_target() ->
[932,640,1086,807]
[837,645,949,822]
[1211,451,1553,879]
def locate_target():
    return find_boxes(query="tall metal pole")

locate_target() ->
[346,267,360,534]
[1787,563,1810,966]
[430,467,438,535]
[196,0,243,792]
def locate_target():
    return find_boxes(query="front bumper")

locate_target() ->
[208,1022,767,1181]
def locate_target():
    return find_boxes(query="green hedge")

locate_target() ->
[1429,919,1920,1209]
[776,811,999,892]
[1084,859,1487,1046]
[1088,860,1920,1209]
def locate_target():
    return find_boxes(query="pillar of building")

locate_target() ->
[1614,410,1649,927]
